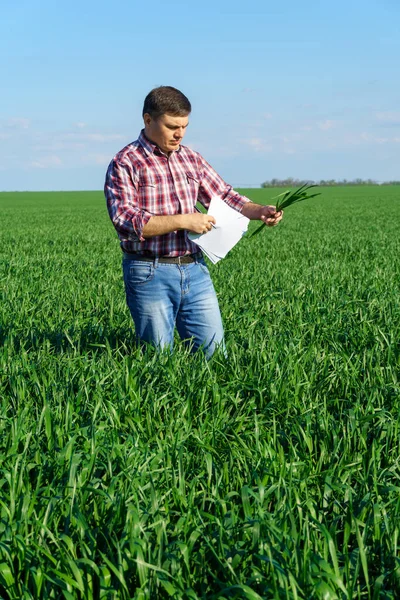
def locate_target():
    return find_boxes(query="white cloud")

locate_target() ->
[84,153,112,166]
[61,132,125,143]
[317,120,335,131]
[0,117,31,139]
[184,138,206,152]
[376,111,400,122]
[2,126,126,172]
[30,155,62,169]
[5,117,30,130]
[186,138,241,158]
[244,137,273,152]
[32,141,86,151]
[248,137,263,149]
[362,133,389,144]
[343,132,400,146]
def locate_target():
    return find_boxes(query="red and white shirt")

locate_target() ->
[104,130,250,257]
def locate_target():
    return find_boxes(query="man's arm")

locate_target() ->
[196,155,282,226]
[105,160,217,239]
[142,213,216,237]
[142,205,282,236]
[105,160,151,242]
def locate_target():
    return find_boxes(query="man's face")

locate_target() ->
[144,113,189,154]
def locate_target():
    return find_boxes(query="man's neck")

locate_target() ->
[143,130,174,156]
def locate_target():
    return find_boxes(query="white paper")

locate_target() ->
[188,196,249,264]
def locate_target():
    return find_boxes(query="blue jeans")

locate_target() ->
[122,256,225,358]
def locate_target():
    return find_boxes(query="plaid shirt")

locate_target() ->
[104,130,250,257]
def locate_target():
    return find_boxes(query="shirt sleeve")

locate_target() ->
[104,159,152,242]
[196,154,251,213]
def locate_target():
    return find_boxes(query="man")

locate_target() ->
[104,86,282,357]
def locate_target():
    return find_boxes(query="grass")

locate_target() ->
[0,186,400,598]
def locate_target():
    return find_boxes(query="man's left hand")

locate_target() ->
[260,205,283,227]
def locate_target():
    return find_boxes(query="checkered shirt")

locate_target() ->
[104,130,250,257]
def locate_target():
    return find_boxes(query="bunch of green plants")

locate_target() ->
[251,183,321,237]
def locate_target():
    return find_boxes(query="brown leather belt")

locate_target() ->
[122,251,202,264]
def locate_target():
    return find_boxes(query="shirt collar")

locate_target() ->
[138,130,156,155]
[138,129,182,157]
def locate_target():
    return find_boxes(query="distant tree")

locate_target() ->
[260,177,388,187]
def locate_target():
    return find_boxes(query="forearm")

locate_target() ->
[241,201,283,226]
[240,202,265,220]
[142,215,187,238]
[143,212,216,237]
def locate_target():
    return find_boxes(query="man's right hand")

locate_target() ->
[182,213,217,234]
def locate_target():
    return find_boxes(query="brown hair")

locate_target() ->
[142,86,191,119]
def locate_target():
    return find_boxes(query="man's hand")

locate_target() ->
[260,205,283,227]
[241,202,283,225]
[182,213,217,234]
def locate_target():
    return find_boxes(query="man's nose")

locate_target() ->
[174,128,183,138]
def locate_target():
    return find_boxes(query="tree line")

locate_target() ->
[261,178,400,187]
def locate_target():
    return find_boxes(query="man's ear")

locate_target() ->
[143,113,152,127]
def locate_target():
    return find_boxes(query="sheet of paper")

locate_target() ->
[188,196,249,264]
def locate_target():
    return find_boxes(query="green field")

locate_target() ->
[1,186,400,599]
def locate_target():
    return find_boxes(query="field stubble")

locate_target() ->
[0,187,399,599]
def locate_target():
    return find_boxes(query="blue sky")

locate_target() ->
[1,0,399,190]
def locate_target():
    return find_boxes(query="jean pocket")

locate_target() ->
[124,261,155,288]
[198,259,210,276]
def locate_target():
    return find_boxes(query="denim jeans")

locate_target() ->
[122,256,225,358]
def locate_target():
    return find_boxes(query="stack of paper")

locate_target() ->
[188,196,249,264]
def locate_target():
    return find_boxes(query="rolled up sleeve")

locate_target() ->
[104,159,151,242]
[197,155,251,213]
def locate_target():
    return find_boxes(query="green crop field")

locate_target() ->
[1,186,399,599]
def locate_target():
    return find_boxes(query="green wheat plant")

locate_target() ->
[250,183,321,237]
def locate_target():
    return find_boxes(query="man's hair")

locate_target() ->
[142,86,191,119]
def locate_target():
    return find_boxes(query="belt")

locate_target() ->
[122,251,202,264]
